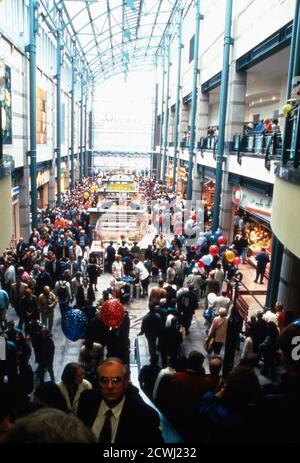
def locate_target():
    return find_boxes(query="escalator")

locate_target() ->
[131,337,185,444]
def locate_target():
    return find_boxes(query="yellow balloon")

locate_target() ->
[282,103,294,117]
[225,250,235,263]
[83,192,89,199]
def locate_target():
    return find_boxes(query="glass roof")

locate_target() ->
[59,0,192,81]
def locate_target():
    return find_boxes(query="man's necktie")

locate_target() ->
[98,409,113,443]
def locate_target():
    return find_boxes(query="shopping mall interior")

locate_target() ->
[0,0,300,446]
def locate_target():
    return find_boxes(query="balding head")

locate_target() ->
[209,356,222,376]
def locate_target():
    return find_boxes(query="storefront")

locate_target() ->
[232,184,273,265]
[165,161,174,189]
[37,169,50,209]
[197,166,216,223]
[177,163,187,197]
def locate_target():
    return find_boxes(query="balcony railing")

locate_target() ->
[232,132,282,170]
[232,133,282,156]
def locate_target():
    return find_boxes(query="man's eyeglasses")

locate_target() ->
[99,376,123,385]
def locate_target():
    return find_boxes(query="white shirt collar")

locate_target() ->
[101,396,125,420]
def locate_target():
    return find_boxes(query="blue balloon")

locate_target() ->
[201,254,213,266]
[61,309,88,342]
[197,236,206,246]
[215,230,223,239]
[204,231,212,239]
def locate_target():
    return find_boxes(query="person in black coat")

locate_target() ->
[254,247,270,284]
[36,327,55,384]
[138,306,162,361]
[106,241,116,273]
[77,358,163,443]
[106,311,130,366]
[177,284,198,335]
[8,352,34,407]
[36,267,53,294]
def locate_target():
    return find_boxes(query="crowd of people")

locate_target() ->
[0,173,299,444]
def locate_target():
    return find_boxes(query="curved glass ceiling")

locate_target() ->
[60,0,191,81]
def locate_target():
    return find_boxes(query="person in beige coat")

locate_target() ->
[205,307,228,355]
[38,286,57,335]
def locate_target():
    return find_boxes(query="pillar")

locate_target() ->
[64,156,70,190]
[277,248,300,321]
[19,166,31,241]
[180,104,189,142]
[192,163,201,209]
[48,160,55,208]
[218,13,247,237]
[0,175,13,252]
[219,171,235,241]
[196,92,209,141]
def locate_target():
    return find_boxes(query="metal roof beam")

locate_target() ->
[106,0,115,66]
[86,2,105,74]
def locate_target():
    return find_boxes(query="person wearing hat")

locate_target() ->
[205,307,228,354]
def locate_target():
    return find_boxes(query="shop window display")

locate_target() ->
[235,210,272,271]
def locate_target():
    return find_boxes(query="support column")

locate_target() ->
[84,77,88,178]
[0,175,13,252]
[191,162,201,208]
[64,155,70,191]
[79,74,84,182]
[55,28,62,206]
[219,67,247,239]
[265,236,284,310]
[19,167,31,240]
[162,37,171,183]
[172,10,183,191]
[26,0,38,230]
[186,0,202,201]
[70,51,75,190]
[48,160,56,208]
[211,0,233,232]
[219,172,235,240]
[180,104,189,141]
[152,78,159,152]
[159,47,166,181]
[196,92,209,141]
[277,248,300,321]
[193,92,209,208]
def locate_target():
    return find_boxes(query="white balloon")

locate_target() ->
[207,292,217,306]
[184,218,195,237]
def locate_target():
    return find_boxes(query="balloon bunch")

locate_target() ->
[196,229,234,269]
[224,249,240,266]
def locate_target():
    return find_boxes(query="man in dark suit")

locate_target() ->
[106,241,116,273]
[77,357,163,443]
